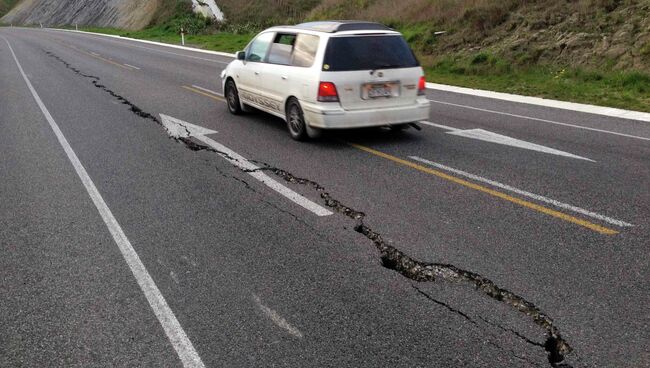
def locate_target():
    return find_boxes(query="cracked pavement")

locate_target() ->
[1,27,649,368]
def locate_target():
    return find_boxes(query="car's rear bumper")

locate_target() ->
[302,98,430,129]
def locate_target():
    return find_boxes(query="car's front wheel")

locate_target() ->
[286,98,308,141]
[225,79,242,115]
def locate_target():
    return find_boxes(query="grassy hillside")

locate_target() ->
[0,0,20,18]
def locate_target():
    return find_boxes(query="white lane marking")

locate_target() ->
[2,36,206,368]
[421,121,594,161]
[426,82,650,123]
[89,51,100,56]
[448,129,594,162]
[409,155,633,227]
[160,114,219,138]
[46,28,231,64]
[429,99,650,142]
[252,294,304,338]
[159,114,333,217]
[191,84,223,97]
[124,63,141,70]
[419,120,460,131]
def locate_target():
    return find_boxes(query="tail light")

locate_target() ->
[318,82,339,102]
[418,76,426,96]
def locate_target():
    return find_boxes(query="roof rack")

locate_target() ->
[295,21,393,33]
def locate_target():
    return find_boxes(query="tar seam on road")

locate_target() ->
[349,143,619,235]
[410,156,632,228]
[2,37,206,368]
[428,99,650,142]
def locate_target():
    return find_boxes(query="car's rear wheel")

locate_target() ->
[286,98,308,141]
[225,79,242,115]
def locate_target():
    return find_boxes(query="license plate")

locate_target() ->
[363,82,399,99]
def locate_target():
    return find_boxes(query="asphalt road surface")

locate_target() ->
[1,27,648,368]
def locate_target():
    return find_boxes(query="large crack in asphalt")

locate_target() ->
[253,166,574,367]
[48,51,574,367]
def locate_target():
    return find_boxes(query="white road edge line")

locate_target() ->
[2,36,206,368]
[409,155,633,228]
[428,99,650,142]
[426,82,650,123]
[39,28,650,124]
[252,294,304,338]
[124,63,141,70]
[47,28,232,64]
[191,84,223,97]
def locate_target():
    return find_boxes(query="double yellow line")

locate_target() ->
[66,43,135,70]
[350,143,619,235]
[182,85,225,102]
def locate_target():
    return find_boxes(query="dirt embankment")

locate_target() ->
[308,0,650,70]
[1,0,161,30]
[211,0,650,71]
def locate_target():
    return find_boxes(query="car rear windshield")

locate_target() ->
[322,35,419,72]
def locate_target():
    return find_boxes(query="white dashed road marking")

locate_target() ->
[253,294,304,338]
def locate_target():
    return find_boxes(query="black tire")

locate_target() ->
[225,79,242,115]
[286,98,308,141]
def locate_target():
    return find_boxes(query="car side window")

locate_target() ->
[291,34,319,68]
[267,33,296,65]
[246,32,275,62]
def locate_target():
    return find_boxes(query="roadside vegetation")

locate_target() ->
[72,0,650,111]
[0,0,20,18]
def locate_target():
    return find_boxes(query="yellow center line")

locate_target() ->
[84,52,133,70]
[182,85,226,102]
[349,143,619,235]
[65,43,133,70]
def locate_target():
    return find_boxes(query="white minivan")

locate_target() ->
[221,21,430,140]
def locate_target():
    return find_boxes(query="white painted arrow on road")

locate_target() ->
[161,114,218,138]
[160,114,333,216]
[420,121,594,162]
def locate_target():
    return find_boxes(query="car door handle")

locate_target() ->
[254,71,260,75]
[281,76,288,80]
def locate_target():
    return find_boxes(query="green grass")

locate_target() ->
[78,26,650,113]
[0,0,20,18]
[424,53,650,112]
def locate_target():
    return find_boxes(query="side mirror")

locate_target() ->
[236,51,246,61]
